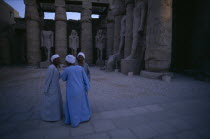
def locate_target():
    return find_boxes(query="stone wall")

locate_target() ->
[145,0,172,72]
[172,0,210,79]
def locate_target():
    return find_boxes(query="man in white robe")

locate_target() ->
[41,54,63,121]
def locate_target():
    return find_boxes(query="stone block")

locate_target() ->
[128,72,133,77]
[140,70,173,80]
[140,70,164,79]
[121,59,140,75]
[115,69,119,72]
[162,75,171,82]
[145,60,171,72]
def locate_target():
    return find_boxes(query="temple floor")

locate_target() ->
[0,66,210,139]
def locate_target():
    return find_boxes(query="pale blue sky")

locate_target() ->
[4,0,99,20]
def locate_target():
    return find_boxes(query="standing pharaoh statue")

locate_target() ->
[69,30,79,56]
[95,30,106,66]
[121,0,147,75]
[126,0,146,59]
[41,31,54,62]
[107,15,126,70]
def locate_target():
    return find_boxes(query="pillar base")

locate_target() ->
[140,70,174,80]
[121,59,140,75]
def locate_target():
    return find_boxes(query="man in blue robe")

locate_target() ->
[61,55,91,127]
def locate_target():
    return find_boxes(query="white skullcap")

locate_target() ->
[51,54,60,62]
[77,52,85,59]
[65,55,76,64]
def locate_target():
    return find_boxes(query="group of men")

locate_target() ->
[41,52,91,128]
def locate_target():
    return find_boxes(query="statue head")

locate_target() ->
[71,30,78,36]
[97,30,104,38]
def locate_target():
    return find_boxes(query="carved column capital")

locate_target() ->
[55,0,65,7]
[107,9,114,23]
[111,0,126,16]
[55,7,67,21]
[24,0,40,21]
[81,2,92,23]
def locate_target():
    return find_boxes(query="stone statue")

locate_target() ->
[126,0,146,59]
[69,30,79,56]
[107,15,126,71]
[95,30,106,65]
[41,31,54,62]
[116,15,126,59]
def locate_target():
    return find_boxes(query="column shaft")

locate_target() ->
[55,0,67,62]
[81,2,93,64]
[25,0,41,65]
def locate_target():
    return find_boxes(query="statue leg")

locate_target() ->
[100,49,103,61]
[97,49,100,61]
[126,33,139,59]
[118,36,125,56]
[47,48,50,62]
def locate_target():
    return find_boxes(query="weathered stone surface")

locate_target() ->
[111,0,125,54]
[145,60,171,72]
[26,20,41,65]
[81,1,93,64]
[128,72,133,77]
[106,9,114,59]
[25,0,40,21]
[162,75,171,82]
[113,15,123,54]
[25,0,41,65]
[121,59,141,75]
[55,21,67,63]
[145,0,172,72]
[55,0,67,63]
[124,0,134,57]
[0,38,11,64]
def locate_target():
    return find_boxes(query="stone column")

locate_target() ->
[112,0,126,54]
[81,2,93,64]
[144,0,172,72]
[106,9,114,59]
[55,0,67,63]
[24,0,41,65]
[124,0,134,57]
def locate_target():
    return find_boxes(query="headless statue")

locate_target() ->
[69,30,79,56]
[41,31,54,62]
[126,0,146,59]
[107,16,126,70]
[95,30,106,64]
